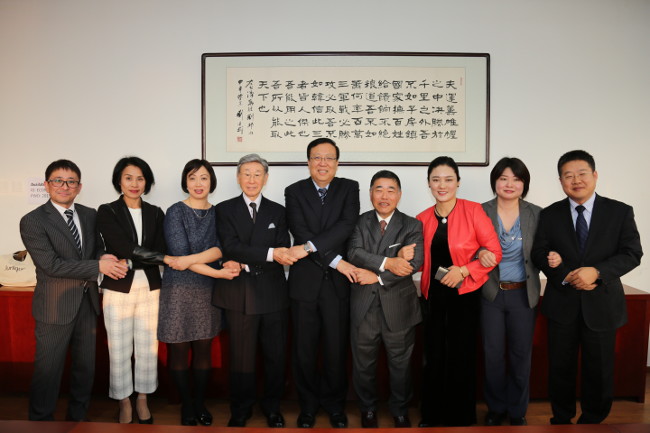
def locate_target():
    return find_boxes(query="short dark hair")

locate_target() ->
[111,156,155,195]
[307,138,340,160]
[181,159,217,193]
[45,159,81,181]
[370,170,401,189]
[427,156,460,181]
[557,150,596,177]
[490,157,531,198]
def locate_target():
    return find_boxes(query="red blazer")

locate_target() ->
[417,199,502,298]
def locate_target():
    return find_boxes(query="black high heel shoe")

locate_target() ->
[196,406,213,426]
[181,404,197,426]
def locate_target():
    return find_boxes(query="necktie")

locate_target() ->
[575,205,588,253]
[318,187,327,204]
[64,209,82,254]
[379,219,387,236]
[249,202,257,224]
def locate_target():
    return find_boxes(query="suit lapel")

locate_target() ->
[300,178,324,226]
[236,195,255,242]
[583,195,604,256]
[252,196,274,240]
[559,198,582,256]
[519,200,533,255]
[77,205,94,258]
[45,201,81,257]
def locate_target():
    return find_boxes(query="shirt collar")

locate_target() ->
[242,193,262,209]
[312,180,330,191]
[569,192,596,214]
[375,210,395,225]
[50,200,76,218]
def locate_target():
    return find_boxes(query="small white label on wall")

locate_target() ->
[27,178,48,204]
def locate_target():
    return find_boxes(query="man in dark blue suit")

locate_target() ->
[214,154,295,428]
[285,138,360,428]
[532,150,642,424]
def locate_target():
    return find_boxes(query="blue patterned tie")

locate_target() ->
[575,205,588,253]
[64,209,82,254]
[318,187,327,204]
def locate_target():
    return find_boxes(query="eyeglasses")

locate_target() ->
[309,156,337,163]
[561,171,593,182]
[47,179,80,189]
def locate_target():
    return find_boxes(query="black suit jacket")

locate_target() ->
[97,196,166,293]
[20,201,103,324]
[285,177,360,302]
[213,194,290,314]
[532,194,643,331]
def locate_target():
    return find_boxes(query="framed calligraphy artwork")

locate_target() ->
[202,52,490,166]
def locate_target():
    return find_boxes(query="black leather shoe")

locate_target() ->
[228,411,252,427]
[329,412,348,428]
[266,412,285,428]
[196,408,212,426]
[361,410,378,428]
[297,412,316,428]
[485,411,506,426]
[393,415,411,428]
[510,416,527,426]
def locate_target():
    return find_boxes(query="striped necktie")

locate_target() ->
[64,209,82,254]
[318,187,327,204]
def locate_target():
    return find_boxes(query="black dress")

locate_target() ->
[420,212,480,426]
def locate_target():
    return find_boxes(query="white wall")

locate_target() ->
[1,0,648,314]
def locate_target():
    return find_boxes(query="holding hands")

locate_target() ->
[99,254,128,280]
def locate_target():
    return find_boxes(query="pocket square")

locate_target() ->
[388,243,401,248]
[268,222,276,229]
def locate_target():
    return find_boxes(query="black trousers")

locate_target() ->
[291,279,349,415]
[547,315,617,424]
[420,286,480,426]
[225,308,288,416]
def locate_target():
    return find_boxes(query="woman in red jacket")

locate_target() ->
[417,156,502,427]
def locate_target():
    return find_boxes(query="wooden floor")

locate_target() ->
[1,374,650,429]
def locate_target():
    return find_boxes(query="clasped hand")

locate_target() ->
[99,254,128,280]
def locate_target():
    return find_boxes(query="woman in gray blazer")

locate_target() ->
[478,157,541,426]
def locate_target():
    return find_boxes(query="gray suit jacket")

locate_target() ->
[481,198,542,308]
[347,209,424,332]
[20,201,103,325]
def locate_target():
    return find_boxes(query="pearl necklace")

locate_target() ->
[434,202,456,224]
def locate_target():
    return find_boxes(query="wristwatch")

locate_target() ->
[303,243,314,254]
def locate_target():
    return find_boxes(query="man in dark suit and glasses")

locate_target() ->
[285,138,360,428]
[20,159,128,421]
[213,153,295,428]
[532,150,642,424]
[347,170,423,428]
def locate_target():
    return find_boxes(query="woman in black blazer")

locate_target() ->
[97,156,171,424]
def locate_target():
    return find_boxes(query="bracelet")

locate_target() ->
[459,267,467,278]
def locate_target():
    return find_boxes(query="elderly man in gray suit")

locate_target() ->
[20,159,127,421]
[347,170,424,428]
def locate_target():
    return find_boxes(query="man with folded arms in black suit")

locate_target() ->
[213,153,295,428]
[20,159,127,421]
[532,150,642,424]
[347,170,423,428]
